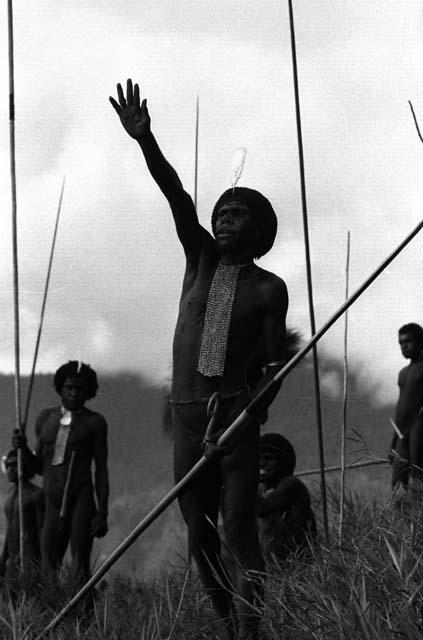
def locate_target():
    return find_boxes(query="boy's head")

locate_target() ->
[212,187,277,259]
[2,450,34,482]
[398,323,423,360]
[53,361,99,411]
[259,433,296,483]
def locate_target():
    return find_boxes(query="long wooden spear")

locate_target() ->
[22,177,66,429]
[338,231,350,546]
[287,0,328,538]
[34,217,423,639]
[7,0,25,572]
[194,95,199,210]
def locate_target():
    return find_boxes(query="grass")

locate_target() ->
[1,487,423,639]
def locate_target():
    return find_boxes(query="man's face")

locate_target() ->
[214,201,258,254]
[259,451,280,483]
[398,332,421,360]
[60,376,89,411]
[6,458,18,484]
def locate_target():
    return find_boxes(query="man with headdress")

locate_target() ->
[0,450,44,590]
[110,79,288,640]
[390,323,423,498]
[257,433,316,562]
[13,361,109,583]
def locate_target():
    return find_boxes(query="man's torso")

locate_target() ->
[396,360,423,432]
[36,407,103,505]
[172,230,281,400]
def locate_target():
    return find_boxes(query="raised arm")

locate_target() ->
[109,79,202,255]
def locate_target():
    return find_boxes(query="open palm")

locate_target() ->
[109,78,150,140]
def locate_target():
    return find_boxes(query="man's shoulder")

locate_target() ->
[82,408,108,429]
[407,359,423,379]
[253,265,287,290]
[252,266,288,305]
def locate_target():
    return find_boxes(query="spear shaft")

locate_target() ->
[22,177,65,429]
[338,231,350,546]
[7,0,24,572]
[194,95,199,210]
[34,217,423,639]
[287,0,328,538]
[297,458,386,478]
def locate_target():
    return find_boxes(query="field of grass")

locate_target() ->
[0,486,423,639]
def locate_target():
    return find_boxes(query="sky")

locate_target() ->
[0,1,422,406]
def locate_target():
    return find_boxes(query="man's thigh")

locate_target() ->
[172,403,221,522]
[69,487,96,556]
[220,395,260,521]
[42,500,69,565]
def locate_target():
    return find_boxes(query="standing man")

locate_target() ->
[0,450,44,589]
[13,361,109,584]
[110,79,288,639]
[390,323,423,495]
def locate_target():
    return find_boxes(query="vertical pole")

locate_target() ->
[23,177,66,429]
[338,231,350,546]
[187,95,200,565]
[287,0,329,538]
[7,0,24,570]
[194,95,199,210]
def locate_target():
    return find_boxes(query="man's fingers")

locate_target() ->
[133,82,140,107]
[126,78,133,106]
[109,96,122,115]
[117,83,127,109]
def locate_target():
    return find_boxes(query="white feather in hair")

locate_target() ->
[231,147,247,193]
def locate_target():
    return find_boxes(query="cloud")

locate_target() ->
[0,1,422,406]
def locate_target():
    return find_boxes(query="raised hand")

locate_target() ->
[109,79,150,140]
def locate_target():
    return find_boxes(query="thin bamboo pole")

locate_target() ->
[194,95,199,210]
[22,177,65,429]
[287,0,328,539]
[7,0,24,572]
[338,231,350,546]
[409,100,423,144]
[34,218,423,639]
[297,458,386,478]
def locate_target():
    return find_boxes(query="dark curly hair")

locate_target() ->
[53,361,99,399]
[260,433,296,475]
[399,323,423,347]
[211,187,278,259]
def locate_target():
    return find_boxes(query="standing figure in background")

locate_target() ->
[257,433,316,562]
[110,79,288,640]
[390,323,423,496]
[0,450,44,588]
[13,361,109,584]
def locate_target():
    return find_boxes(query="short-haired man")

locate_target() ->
[390,323,423,496]
[257,433,316,561]
[110,79,288,640]
[13,361,109,583]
